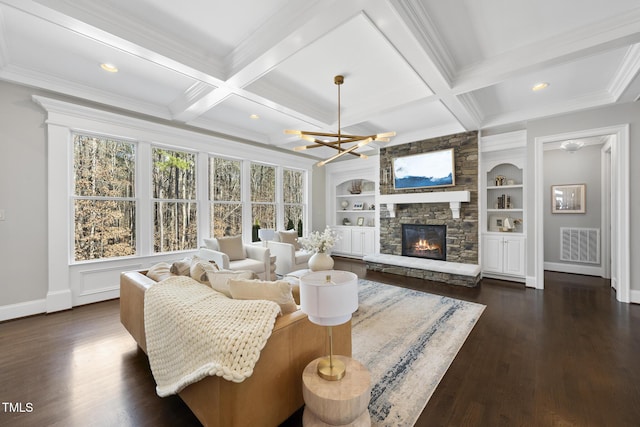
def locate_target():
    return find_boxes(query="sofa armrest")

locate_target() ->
[120,271,157,353]
[197,247,230,270]
[244,244,270,268]
[267,241,295,274]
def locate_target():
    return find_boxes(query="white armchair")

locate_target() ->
[201,236,272,280]
[267,230,312,276]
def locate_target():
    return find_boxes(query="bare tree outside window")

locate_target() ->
[209,157,242,237]
[73,134,136,261]
[251,163,276,234]
[152,148,197,252]
[284,168,304,234]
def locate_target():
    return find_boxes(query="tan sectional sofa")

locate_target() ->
[120,270,352,427]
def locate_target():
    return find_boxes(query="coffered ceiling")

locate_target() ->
[1,0,639,160]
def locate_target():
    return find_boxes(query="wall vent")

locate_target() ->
[560,227,600,264]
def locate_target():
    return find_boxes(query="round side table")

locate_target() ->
[302,355,371,427]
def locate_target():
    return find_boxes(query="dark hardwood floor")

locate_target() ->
[1,259,639,426]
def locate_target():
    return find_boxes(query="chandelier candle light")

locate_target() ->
[286,75,395,167]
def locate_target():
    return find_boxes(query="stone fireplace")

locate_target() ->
[402,224,446,261]
[365,131,479,286]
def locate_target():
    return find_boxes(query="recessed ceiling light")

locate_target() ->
[532,82,549,91]
[249,114,260,120]
[100,63,118,73]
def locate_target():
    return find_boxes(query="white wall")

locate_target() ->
[0,81,48,306]
[543,145,602,266]
[526,101,640,293]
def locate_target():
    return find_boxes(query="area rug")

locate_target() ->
[352,279,485,426]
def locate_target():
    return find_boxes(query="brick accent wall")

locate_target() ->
[379,131,479,264]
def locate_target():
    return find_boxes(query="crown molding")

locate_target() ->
[609,44,640,101]
[0,8,9,68]
[389,0,457,86]
[3,64,172,119]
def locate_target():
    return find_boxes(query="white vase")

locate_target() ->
[308,252,334,271]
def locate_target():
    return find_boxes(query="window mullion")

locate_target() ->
[137,141,152,256]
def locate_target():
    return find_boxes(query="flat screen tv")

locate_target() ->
[392,148,455,189]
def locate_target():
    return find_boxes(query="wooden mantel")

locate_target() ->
[378,191,471,219]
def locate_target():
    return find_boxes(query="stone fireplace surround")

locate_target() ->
[366,131,479,286]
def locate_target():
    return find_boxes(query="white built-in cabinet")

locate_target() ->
[480,131,527,282]
[482,234,525,277]
[325,158,379,258]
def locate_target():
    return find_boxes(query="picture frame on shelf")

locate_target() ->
[551,184,586,214]
[489,214,503,232]
[352,201,364,210]
[357,217,365,226]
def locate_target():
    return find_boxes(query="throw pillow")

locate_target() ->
[278,230,301,250]
[190,256,220,283]
[216,235,246,261]
[206,270,256,297]
[229,279,298,315]
[170,258,192,276]
[146,262,173,282]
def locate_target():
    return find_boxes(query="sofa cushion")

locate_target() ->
[229,278,298,315]
[278,230,301,250]
[216,235,246,261]
[190,256,220,283]
[206,270,256,297]
[146,262,174,282]
[228,258,265,275]
[170,258,192,276]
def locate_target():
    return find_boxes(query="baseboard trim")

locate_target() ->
[630,289,640,304]
[544,262,603,277]
[0,299,46,322]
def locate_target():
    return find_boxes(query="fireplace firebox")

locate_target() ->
[401,224,446,261]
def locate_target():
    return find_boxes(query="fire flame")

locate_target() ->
[414,239,441,253]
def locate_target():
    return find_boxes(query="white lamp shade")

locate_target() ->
[258,228,275,241]
[299,270,358,326]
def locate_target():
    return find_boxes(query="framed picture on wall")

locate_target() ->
[551,184,586,214]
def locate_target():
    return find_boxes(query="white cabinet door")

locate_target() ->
[503,236,525,276]
[483,234,525,277]
[482,235,504,273]
[332,227,351,254]
[362,228,375,255]
[351,230,364,256]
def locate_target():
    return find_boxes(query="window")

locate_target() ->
[152,148,197,252]
[250,163,276,240]
[283,168,305,233]
[73,134,136,261]
[209,157,242,237]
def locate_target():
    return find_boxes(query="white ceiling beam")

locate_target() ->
[453,8,640,95]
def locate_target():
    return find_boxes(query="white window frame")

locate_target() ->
[34,95,315,312]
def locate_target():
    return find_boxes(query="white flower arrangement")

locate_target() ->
[299,226,339,253]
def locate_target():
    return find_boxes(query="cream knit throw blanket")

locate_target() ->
[144,276,281,397]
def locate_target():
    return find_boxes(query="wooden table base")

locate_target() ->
[302,355,371,426]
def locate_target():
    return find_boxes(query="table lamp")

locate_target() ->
[257,228,275,246]
[299,270,358,381]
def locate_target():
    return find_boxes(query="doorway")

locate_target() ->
[534,125,630,303]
